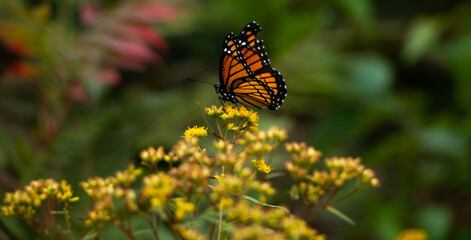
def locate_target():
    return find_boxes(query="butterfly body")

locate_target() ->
[215,22,287,110]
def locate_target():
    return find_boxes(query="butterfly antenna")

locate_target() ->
[198,67,216,85]
[186,78,214,85]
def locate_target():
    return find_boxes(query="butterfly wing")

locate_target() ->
[231,77,277,109]
[218,33,278,109]
[238,22,287,109]
[219,33,252,94]
[237,22,268,74]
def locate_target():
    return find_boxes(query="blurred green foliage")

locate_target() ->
[1,0,471,239]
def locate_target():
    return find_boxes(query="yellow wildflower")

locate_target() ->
[252,158,273,174]
[182,126,208,139]
[115,164,142,187]
[140,173,175,212]
[227,123,239,132]
[220,106,237,120]
[179,227,206,240]
[174,198,195,220]
[214,173,225,183]
[218,196,233,209]
[2,179,79,220]
[205,105,224,117]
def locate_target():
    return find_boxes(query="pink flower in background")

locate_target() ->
[78,1,178,87]
[79,3,100,27]
[100,36,161,66]
[69,83,89,104]
[0,1,179,105]
[0,1,180,146]
[116,25,169,52]
[119,2,177,21]
[98,69,121,86]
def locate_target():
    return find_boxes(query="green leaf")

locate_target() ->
[266,172,285,180]
[327,206,355,226]
[242,195,289,213]
[133,228,155,239]
[81,231,98,240]
[402,18,441,64]
[345,54,393,101]
[336,0,373,27]
[418,127,467,159]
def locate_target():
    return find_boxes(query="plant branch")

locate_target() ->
[306,188,340,222]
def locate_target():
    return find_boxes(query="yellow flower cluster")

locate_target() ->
[285,142,321,169]
[214,173,225,182]
[80,165,141,229]
[213,141,249,173]
[182,125,208,139]
[252,158,273,174]
[174,198,195,220]
[285,142,380,205]
[211,164,276,206]
[139,172,175,212]
[205,105,260,135]
[247,181,276,203]
[2,179,78,220]
[1,179,79,239]
[140,146,177,169]
[141,137,212,170]
[324,157,380,187]
[172,138,211,165]
[240,126,287,156]
[1,105,382,239]
[213,138,235,152]
[115,164,143,187]
[168,162,210,195]
[179,227,206,240]
[210,174,243,208]
[232,126,286,176]
[85,200,113,228]
[227,202,325,240]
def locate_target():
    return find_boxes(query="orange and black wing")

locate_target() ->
[219,33,253,94]
[231,77,277,109]
[237,21,287,109]
[237,22,268,74]
[218,33,277,109]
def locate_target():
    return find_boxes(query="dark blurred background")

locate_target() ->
[1,0,470,239]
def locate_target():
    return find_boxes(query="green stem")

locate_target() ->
[217,166,225,240]
[113,216,137,240]
[164,209,183,240]
[209,223,215,240]
[294,203,313,219]
[64,206,74,240]
[143,213,159,240]
[216,120,223,140]
[197,102,216,135]
[330,187,362,206]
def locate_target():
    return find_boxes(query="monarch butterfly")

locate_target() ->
[215,21,287,110]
